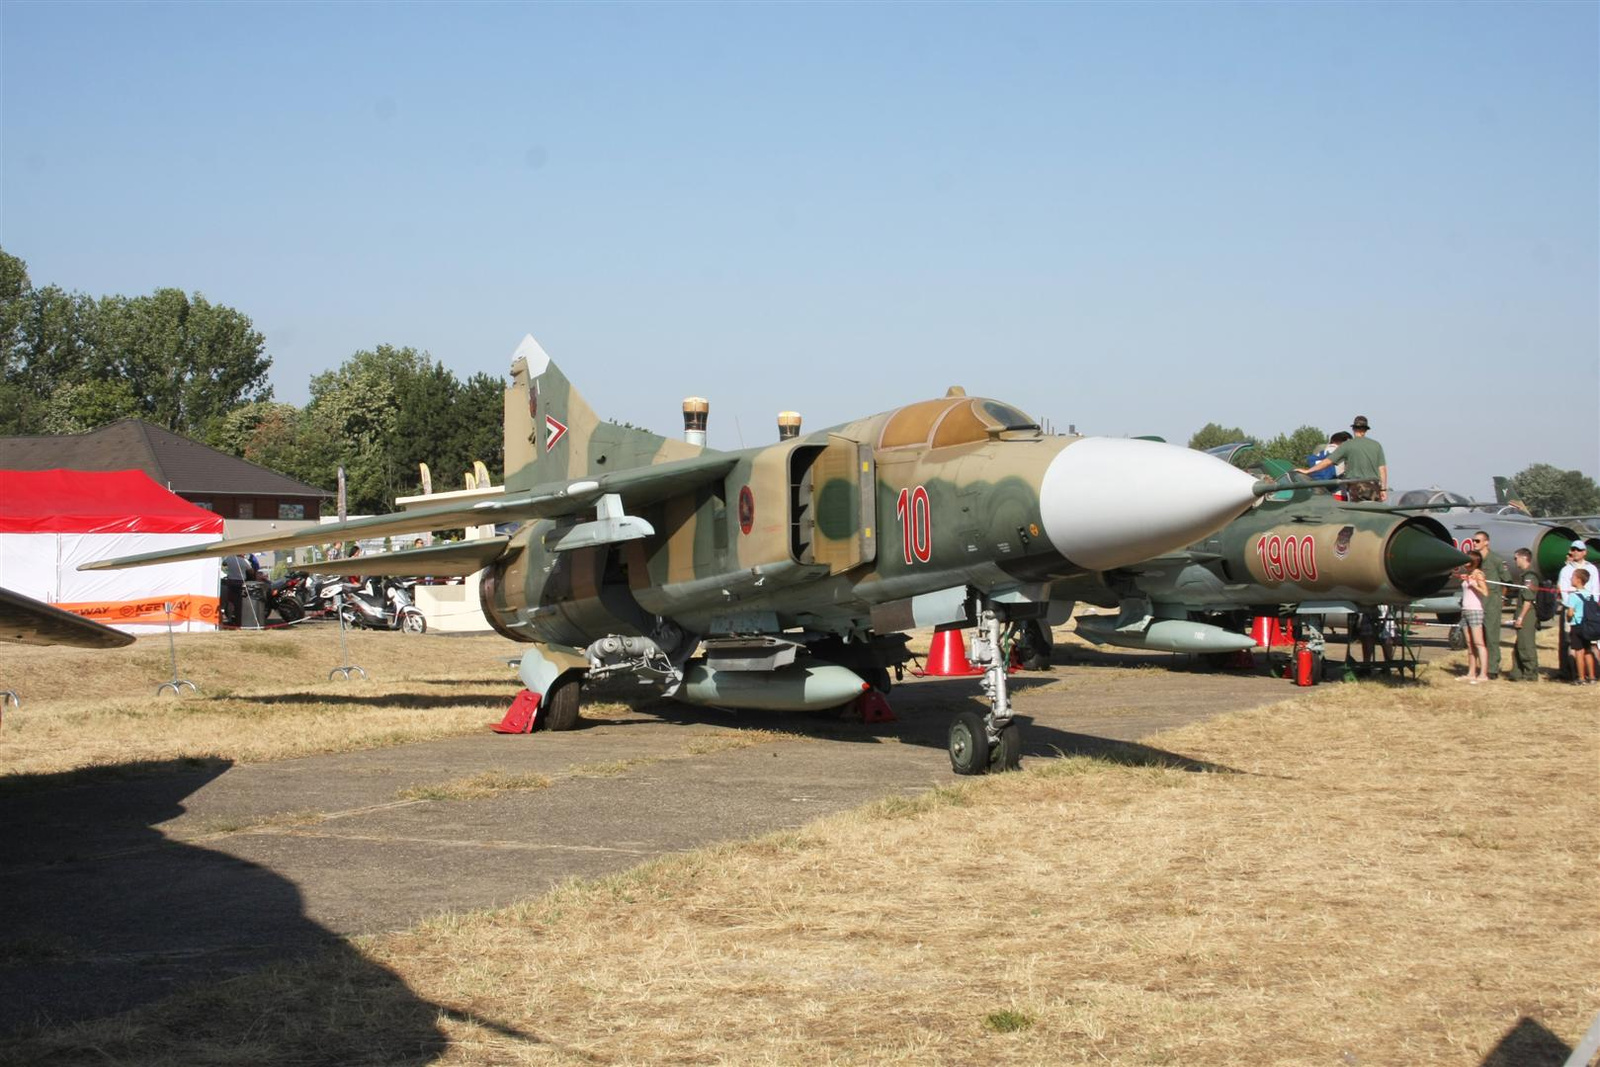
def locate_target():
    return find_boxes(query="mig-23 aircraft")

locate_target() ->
[84,335,1263,774]
[1045,443,1472,656]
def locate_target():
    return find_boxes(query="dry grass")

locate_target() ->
[0,627,628,780]
[396,770,553,802]
[9,672,1594,1066]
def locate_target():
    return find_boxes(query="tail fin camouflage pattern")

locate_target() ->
[504,334,705,493]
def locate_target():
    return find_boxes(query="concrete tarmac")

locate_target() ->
[0,660,1291,1034]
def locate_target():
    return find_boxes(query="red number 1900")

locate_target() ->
[1255,534,1318,583]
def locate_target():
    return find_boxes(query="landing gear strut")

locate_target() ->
[947,608,1024,775]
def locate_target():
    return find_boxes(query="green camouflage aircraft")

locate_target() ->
[1051,444,1472,657]
[85,335,1263,774]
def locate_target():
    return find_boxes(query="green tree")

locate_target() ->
[1188,423,1253,451]
[1507,464,1600,518]
[1256,425,1328,466]
[308,345,435,512]
[456,371,506,483]
[38,379,143,434]
[97,289,272,434]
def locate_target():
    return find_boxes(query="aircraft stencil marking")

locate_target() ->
[895,486,933,564]
[544,415,568,451]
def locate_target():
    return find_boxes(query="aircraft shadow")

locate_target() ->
[584,674,1241,775]
[231,689,511,709]
[0,759,534,1063]
[1477,1015,1575,1066]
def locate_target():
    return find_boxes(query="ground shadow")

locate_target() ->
[232,689,510,709]
[0,760,533,1063]
[581,674,1245,775]
[1477,1015,1574,1066]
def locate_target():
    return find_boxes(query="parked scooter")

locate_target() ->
[320,577,427,633]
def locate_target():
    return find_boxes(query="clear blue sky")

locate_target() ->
[4,1,1596,493]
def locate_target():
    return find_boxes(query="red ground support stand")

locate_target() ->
[492,689,542,734]
[852,690,895,723]
[915,629,985,677]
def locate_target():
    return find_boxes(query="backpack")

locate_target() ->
[1581,594,1600,642]
[1535,584,1560,623]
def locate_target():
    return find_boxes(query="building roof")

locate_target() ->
[0,419,330,498]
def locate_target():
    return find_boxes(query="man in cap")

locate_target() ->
[1557,540,1599,680]
[1473,530,1509,679]
[1296,416,1388,501]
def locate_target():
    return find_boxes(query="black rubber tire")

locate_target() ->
[988,722,1022,772]
[274,597,306,623]
[541,674,582,732]
[1447,625,1466,651]
[948,710,991,776]
[401,611,427,634]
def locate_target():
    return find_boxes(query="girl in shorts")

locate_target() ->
[1459,551,1490,684]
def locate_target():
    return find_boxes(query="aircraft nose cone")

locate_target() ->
[1386,525,1472,596]
[1038,438,1260,571]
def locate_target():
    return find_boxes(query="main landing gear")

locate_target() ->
[948,608,1024,775]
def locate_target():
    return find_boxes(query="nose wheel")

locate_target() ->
[947,609,1026,775]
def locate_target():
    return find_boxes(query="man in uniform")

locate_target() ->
[1474,530,1510,679]
[1507,547,1540,681]
[1296,415,1388,501]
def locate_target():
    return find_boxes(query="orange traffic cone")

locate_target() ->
[918,628,985,677]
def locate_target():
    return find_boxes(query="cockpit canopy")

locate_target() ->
[878,397,1041,451]
[1395,488,1471,509]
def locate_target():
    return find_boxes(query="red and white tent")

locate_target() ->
[0,469,225,633]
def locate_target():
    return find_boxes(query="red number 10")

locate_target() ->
[896,486,933,565]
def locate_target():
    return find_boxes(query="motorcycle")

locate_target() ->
[267,573,309,623]
[319,577,427,633]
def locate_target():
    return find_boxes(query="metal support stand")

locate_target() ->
[1,690,18,724]
[156,603,198,696]
[328,592,367,681]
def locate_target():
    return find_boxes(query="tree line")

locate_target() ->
[2,246,1593,521]
[1186,421,1599,518]
[0,248,503,514]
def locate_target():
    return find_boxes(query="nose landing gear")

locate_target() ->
[948,607,1025,775]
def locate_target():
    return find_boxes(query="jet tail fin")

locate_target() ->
[503,334,706,493]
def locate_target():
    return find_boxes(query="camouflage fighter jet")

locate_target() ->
[1051,445,1471,656]
[83,335,1262,774]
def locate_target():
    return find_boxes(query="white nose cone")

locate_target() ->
[1039,438,1260,571]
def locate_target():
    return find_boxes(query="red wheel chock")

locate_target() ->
[853,690,896,724]
[492,689,542,734]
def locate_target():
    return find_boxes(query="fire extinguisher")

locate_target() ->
[1295,645,1318,687]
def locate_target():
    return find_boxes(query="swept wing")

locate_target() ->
[80,453,737,573]
[0,587,137,649]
